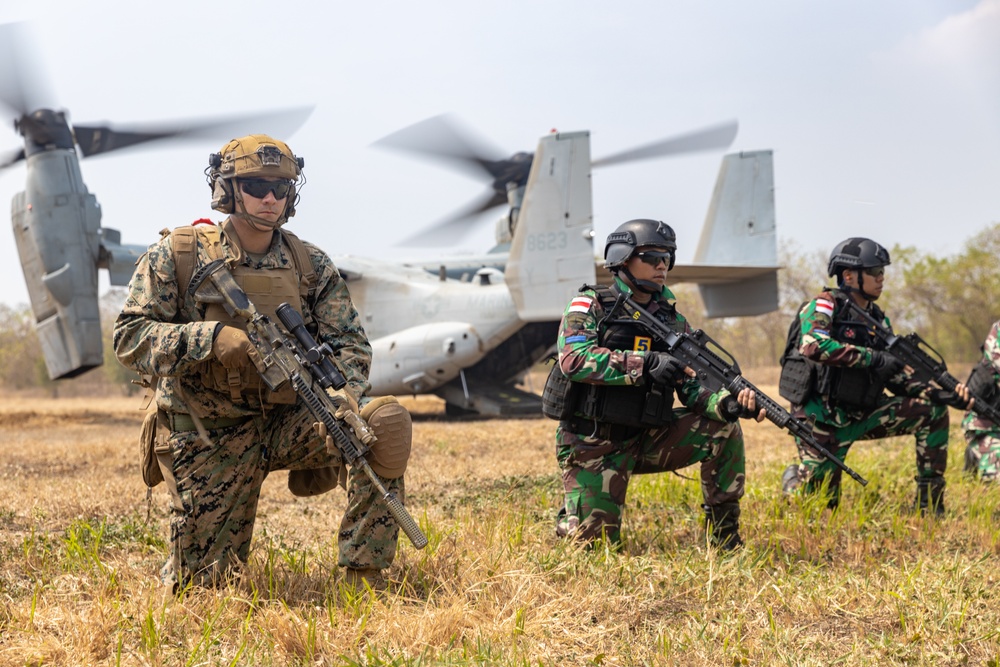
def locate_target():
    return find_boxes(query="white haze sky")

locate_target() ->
[0,0,997,307]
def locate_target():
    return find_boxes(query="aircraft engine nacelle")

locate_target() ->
[369,321,484,395]
[12,148,104,379]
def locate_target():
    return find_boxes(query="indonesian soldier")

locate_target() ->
[963,320,1000,481]
[115,134,412,591]
[547,219,764,550]
[779,237,970,513]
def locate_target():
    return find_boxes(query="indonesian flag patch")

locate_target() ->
[569,296,594,314]
[815,299,834,318]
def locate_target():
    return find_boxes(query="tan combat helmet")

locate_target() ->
[206,134,305,225]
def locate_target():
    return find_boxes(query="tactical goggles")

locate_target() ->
[863,266,885,278]
[238,178,293,200]
[635,250,673,267]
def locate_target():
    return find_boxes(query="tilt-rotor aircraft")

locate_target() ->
[350,115,778,416]
[2,21,778,417]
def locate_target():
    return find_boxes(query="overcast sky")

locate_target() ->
[0,0,997,308]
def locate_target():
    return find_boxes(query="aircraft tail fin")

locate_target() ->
[692,150,778,317]
[504,131,596,321]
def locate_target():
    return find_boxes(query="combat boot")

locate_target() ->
[555,508,580,538]
[704,501,743,551]
[915,477,945,517]
[781,464,800,495]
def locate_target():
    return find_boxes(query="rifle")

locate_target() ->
[616,293,868,486]
[838,296,999,423]
[189,259,428,549]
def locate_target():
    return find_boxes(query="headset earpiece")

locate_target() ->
[210,177,234,214]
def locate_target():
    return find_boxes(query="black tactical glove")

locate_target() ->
[719,395,757,423]
[644,352,686,386]
[926,388,972,410]
[870,350,904,382]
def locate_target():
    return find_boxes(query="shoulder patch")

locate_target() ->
[569,296,594,314]
[814,299,834,317]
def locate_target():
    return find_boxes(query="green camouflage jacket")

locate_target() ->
[114,220,371,419]
[556,275,731,421]
[798,287,927,426]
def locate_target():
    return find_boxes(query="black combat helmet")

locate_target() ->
[604,219,677,271]
[827,237,891,278]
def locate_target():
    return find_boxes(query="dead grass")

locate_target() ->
[1,382,999,665]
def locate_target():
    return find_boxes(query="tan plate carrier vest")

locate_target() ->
[170,221,318,406]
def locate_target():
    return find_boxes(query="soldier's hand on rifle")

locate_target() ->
[870,350,906,382]
[212,325,261,369]
[313,420,335,451]
[720,388,767,423]
[644,352,693,386]
[926,383,974,410]
[326,386,360,419]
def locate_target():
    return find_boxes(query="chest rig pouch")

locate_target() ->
[822,296,886,409]
[541,361,579,420]
[574,286,676,429]
[778,302,815,405]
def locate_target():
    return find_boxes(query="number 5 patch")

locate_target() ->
[633,336,651,352]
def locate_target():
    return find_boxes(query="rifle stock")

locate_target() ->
[618,293,868,486]
[189,259,428,549]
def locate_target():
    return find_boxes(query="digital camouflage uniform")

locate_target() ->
[963,320,1000,481]
[786,288,950,505]
[555,276,745,543]
[114,220,401,587]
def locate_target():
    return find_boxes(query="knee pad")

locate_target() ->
[359,396,412,479]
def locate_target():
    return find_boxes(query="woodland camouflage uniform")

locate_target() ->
[555,274,746,545]
[114,221,401,588]
[963,320,1000,481]
[785,286,950,507]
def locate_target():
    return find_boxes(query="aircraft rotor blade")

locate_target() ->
[591,120,738,168]
[0,147,25,170]
[73,106,315,157]
[398,189,508,247]
[0,22,57,119]
[372,113,507,181]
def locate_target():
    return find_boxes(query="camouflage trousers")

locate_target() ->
[556,409,745,543]
[964,430,1000,482]
[789,395,949,504]
[158,403,402,588]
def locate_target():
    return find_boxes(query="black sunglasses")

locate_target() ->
[239,178,293,200]
[635,250,673,267]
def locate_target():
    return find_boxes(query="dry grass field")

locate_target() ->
[1,374,999,666]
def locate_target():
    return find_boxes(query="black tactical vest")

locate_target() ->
[572,285,679,430]
[821,291,888,409]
